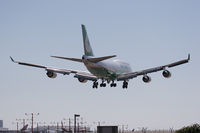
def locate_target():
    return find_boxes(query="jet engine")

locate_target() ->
[162,70,171,78]
[142,75,151,83]
[46,71,57,78]
[78,78,87,83]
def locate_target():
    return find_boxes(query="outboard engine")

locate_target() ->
[142,75,151,83]
[46,71,57,78]
[162,70,171,78]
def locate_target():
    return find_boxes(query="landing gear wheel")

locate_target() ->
[100,83,106,87]
[110,81,117,87]
[93,81,98,89]
[122,81,128,89]
[100,80,106,87]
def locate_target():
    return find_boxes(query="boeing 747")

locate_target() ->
[10,25,190,89]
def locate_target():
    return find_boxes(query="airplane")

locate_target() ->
[20,124,28,132]
[10,24,190,89]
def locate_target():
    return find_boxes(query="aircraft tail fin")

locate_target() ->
[81,24,94,56]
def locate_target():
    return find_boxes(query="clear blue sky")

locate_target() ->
[1,0,200,130]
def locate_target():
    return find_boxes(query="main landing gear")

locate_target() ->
[92,80,128,89]
[92,81,98,89]
[92,80,117,88]
[100,81,106,87]
[122,81,128,89]
[110,81,117,87]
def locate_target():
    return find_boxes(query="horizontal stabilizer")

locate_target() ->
[87,55,117,63]
[51,56,83,62]
[51,55,116,63]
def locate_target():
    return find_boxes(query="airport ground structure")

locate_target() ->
[0,124,176,133]
[0,119,176,133]
[0,130,176,133]
[0,119,184,133]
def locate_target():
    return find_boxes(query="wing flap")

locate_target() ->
[74,72,98,81]
[117,72,138,81]
[46,67,73,75]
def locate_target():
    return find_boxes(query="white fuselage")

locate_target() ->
[83,58,132,80]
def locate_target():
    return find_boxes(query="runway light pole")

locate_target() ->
[170,127,174,133]
[74,114,80,133]
[16,118,26,127]
[12,121,19,133]
[63,118,73,132]
[138,127,148,133]
[80,117,87,133]
[25,113,39,133]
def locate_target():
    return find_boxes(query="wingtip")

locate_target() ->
[51,55,57,58]
[188,54,190,61]
[10,56,15,62]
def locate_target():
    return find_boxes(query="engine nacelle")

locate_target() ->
[46,71,57,78]
[142,75,151,83]
[78,78,87,83]
[162,70,171,78]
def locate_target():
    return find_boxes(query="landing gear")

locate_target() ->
[110,83,117,87]
[99,80,106,87]
[100,83,106,87]
[122,81,128,89]
[92,80,118,88]
[93,81,98,89]
[110,81,117,87]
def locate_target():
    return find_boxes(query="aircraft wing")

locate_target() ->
[117,54,190,81]
[10,56,98,81]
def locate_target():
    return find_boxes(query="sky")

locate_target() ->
[0,0,200,131]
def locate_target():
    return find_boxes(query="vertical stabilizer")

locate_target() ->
[81,24,94,56]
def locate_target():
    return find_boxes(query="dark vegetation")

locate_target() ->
[175,123,200,133]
